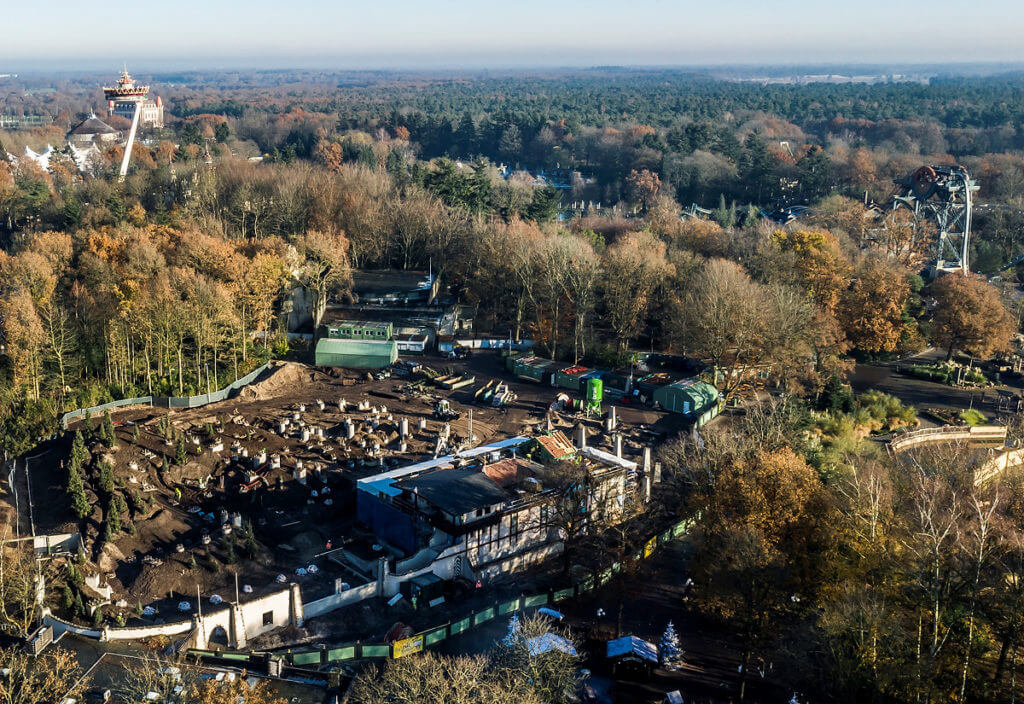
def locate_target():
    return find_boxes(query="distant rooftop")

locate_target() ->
[68,114,116,136]
[352,270,433,296]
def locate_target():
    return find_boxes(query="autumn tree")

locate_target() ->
[625,168,661,211]
[839,257,912,354]
[294,230,352,328]
[601,231,673,352]
[0,538,41,638]
[929,272,1014,360]
[0,646,81,704]
[672,434,833,701]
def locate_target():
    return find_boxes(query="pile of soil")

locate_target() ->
[237,363,314,402]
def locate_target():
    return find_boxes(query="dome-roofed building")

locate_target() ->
[67,114,118,145]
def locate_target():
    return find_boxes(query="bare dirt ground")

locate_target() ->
[14,352,686,628]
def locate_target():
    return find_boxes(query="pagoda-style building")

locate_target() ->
[103,66,163,128]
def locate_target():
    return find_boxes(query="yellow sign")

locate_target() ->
[393,635,425,659]
[643,537,657,558]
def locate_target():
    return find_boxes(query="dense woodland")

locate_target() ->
[3,68,1024,701]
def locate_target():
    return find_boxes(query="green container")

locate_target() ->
[556,366,590,390]
[586,377,603,412]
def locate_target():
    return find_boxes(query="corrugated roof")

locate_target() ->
[315,338,395,354]
[484,458,532,487]
[535,431,576,460]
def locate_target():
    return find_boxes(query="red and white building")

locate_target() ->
[103,67,163,128]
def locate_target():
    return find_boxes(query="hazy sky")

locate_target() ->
[3,0,1023,70]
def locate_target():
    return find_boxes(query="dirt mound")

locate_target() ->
[237,362,310,402]
[98,542,126,572]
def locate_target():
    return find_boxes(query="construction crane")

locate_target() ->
[891,165,979,275]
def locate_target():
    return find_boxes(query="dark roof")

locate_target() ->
[352,270,432,295]
[398,467,509,516]
[68,115,116,136]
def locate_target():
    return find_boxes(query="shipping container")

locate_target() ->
[555,366,591,391]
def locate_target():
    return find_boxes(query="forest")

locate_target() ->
[3,68,1024,701]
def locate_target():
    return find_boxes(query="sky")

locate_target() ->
[3,0,1024,71]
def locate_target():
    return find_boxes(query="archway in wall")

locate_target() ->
[208,625,229,648]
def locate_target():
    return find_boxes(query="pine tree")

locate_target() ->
[659,620,681,666]
[175,436,188,466]
[102,410,117,447]
[67,453,90,519]
[61,584,74,610]
[98,462,114,494]
[70,431,89,470]
[70,484,91,519]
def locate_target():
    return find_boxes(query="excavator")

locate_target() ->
[432,399,461,422]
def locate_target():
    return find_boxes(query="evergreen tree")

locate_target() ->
[175,436,188,466]
[66,434,91,519]
[70,430,88,470]
[98,461,114,494]
[455,111,478,155]
[102,410,117,447]
[526,186,561,223]
[659,620,681,666]
[61,584,74,610]
[712,194,737,228]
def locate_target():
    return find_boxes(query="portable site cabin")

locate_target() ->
[653,379,720,426]
[395,333,429,354]
[326,320,393,341]
[400,572,445,606]
[315,338,398,369]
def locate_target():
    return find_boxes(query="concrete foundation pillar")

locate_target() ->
[289,583,304,628]
[642,446,653,501]
[400,417,409,439]
[376,557,390,597]
[191,615,206,649]
[231,605,248,649]
[609,406,617,431]
[614,434,623,458]
[576,424,587,449]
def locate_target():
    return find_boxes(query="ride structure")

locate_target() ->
[892,165,979,275]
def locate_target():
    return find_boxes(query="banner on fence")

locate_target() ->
[393,634,425,659]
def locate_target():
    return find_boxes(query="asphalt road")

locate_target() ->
[849,350,1023,424]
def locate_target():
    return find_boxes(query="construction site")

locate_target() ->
[21,349,697,645]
